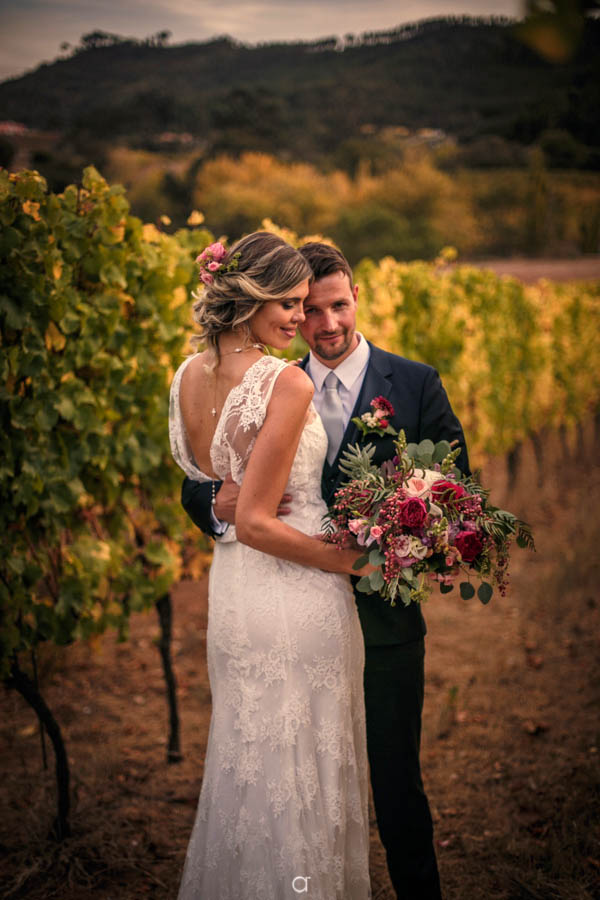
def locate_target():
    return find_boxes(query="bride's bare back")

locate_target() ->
[178,348,263,478]
[172,347,368,575]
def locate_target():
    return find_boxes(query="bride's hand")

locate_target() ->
[315,537,376,577]
[347,553,377,578]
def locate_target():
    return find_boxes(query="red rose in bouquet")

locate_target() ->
[455,529,484,563]
[398,497,428,529]
[430,479,468,504]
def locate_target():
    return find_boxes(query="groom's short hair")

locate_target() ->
[299,242,354,289]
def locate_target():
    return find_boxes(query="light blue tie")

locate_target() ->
[320,371,345,465]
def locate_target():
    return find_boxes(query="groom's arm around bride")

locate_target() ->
[182,241,469,900]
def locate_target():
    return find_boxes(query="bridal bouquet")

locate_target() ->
[325,431,534,607]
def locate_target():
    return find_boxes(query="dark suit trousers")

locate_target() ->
[364,640,442,900]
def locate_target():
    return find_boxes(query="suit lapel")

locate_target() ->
[326,343,394,471]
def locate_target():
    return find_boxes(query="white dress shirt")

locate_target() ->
[308,333,371,433]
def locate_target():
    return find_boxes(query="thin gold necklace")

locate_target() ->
[211,343,264,417]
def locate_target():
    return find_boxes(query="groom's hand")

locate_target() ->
[214,475,292,524]
[213,475,240,524]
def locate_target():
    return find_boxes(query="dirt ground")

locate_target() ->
[451,256,600,284]
[1,421,599,900]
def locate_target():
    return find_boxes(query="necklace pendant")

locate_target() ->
[211,407,217,417]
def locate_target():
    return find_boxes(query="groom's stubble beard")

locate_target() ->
[311,325,357,363]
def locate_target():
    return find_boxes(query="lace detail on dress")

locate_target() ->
[211,354,290,484]
[169,354,291,484]
[305,655,350,703]
[173,353,371,900]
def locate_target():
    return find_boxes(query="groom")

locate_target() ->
[181,242,469,899]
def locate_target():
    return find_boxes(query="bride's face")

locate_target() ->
[250,278,310,349]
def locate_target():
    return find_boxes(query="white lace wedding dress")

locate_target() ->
[169,354,371,900]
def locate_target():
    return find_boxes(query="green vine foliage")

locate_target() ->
[354,254,600,463]
[2,170,599,677]
[0,167,212,675]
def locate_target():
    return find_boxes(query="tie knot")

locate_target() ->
[324,371,340,391]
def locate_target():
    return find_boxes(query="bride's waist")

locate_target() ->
[285,494,328,529]
[284,508,328,535]
[215,499,328,546]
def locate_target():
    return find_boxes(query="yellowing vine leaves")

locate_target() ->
[1,169,599,675]
[0,167,212,674]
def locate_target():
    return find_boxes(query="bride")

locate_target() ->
[169,231,372,899]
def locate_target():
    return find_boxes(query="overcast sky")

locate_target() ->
[0,0,523,83]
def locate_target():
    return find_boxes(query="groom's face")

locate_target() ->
[299,271,359,367]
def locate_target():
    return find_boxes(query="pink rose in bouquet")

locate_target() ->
[404,468,443,499]
[348,518,369,545]
[368,525,384,544]
[404,476,429,498]
[348,518,368,535]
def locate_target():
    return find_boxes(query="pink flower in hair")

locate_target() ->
[207,242,227,261]
[197,241,241,287]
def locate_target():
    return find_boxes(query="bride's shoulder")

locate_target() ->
[270,360,314,400]
[183,349,212,370]
[176,351,212,385]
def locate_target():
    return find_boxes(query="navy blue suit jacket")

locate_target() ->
[181,341,470,646]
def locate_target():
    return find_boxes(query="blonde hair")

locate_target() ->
[192,231,312,355]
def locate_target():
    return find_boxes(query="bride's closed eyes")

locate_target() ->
[280,299,303,311]
[249,280,310,349]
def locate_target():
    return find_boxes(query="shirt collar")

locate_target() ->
[308,333,370,392]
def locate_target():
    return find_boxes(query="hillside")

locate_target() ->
[1,16,598,164]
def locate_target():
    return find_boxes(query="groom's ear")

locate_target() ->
[352,283,359,304]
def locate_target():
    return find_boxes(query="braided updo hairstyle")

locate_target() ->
[192,231,312,357]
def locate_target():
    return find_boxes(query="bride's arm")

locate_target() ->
[235,365,363,575]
